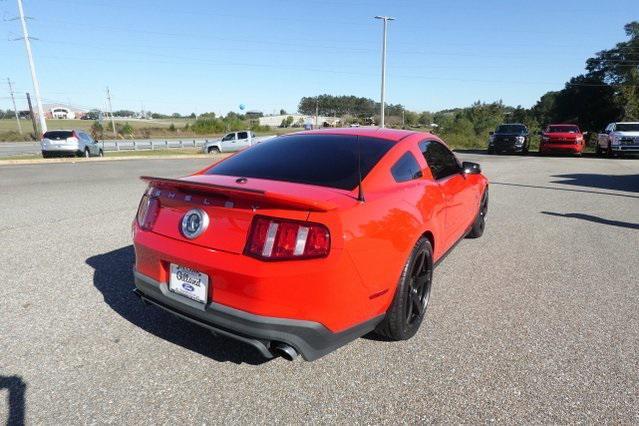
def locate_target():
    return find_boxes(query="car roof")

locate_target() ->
[548,123,579,127]
[284,127,426,142]
[615,122,639,124]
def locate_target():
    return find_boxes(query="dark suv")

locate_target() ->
[488,123,530,154]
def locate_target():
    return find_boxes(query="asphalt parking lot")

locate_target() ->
[1,153,638,423]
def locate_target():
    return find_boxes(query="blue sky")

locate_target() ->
[1,0,637,115]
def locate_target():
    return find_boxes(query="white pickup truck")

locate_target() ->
[202,131,269,154]
[597,122,639,157]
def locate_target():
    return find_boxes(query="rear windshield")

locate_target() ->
[43,131,73,140]
[207,134,394,190]
[548,125,579,133]
[616,123,639,132]
[495,125,526,134]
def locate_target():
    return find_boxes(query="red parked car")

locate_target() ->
[539,124,586,155]
[132,128,489,361]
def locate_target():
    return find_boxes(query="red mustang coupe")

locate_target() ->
[539,124,586,155]
[132,128,488,361]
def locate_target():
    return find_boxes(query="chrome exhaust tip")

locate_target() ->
[272,343,299,361]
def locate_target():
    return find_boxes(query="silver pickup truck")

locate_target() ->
[597,122,639,157]
[202,131,274,154]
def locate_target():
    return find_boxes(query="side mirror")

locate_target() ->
[462,161,481,175]
[488,131,494,135]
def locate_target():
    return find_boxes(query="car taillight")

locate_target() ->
[245,216,330,260]
[136,194,160,230]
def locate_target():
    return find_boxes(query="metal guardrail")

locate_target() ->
[98,138,209,152]
[1,136,275,157]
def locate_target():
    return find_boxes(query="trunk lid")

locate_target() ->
[142,174,355,253]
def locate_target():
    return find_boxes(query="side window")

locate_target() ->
[238,131,248,140]
[222,133,235,141]
[391,152,423,183]
[79,132,89,142]
[420,140,461,180]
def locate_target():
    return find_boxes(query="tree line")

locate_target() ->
[297,21,638,148]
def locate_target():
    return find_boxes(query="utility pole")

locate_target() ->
[7,78,23,134]
[374,16,394,128]
[106,86,116,136]
[16,0,47,135]
[315,97,319,129]
[26,92,38,137]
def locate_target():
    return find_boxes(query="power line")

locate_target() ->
[6,78,23,134]
[106,87,116,136]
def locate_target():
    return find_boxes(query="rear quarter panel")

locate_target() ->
[314,137,448,317]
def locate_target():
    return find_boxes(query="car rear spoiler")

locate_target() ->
[140,176,337,212]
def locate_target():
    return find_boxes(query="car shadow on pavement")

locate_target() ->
[551,173,639,193]
[541,211,639,230]
[0,375,26,426]
[86,246,269,365]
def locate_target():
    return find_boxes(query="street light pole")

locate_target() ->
[374,15,394,128]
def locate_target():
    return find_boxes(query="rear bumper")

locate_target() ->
[42,145,81,156]
[133,271,383,361]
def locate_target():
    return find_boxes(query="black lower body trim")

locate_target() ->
[133,272,383,361]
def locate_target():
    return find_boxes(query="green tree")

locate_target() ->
[586,22,639,120]
[280,116,295,127]
[90,121,104,139]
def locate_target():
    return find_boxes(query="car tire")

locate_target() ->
[208,146,220,154]
[595,143,603,156]
[84,149,90,158]
[467,189,488,239]
[375,237,433,341]
[606,142,613,158]
[98,149,104,157]
[487,147,495,154]
[42,151,50,159]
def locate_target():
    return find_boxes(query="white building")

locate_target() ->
[43,104,86,120]
[258,114,340,128]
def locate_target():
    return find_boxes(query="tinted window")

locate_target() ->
[238,131,248,139]
[495,124,527,134]
[420,140,461,180]
[548,125,579,133]
[391,152,422,183]
[43,131,73,140]
[207,134,393,190]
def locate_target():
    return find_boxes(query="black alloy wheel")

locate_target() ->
[375,237,433,340]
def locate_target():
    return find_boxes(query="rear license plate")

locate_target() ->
[169,264,209,303]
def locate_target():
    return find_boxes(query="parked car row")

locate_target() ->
[487,121,639,157]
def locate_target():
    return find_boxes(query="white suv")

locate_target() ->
[41,130,103,158]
